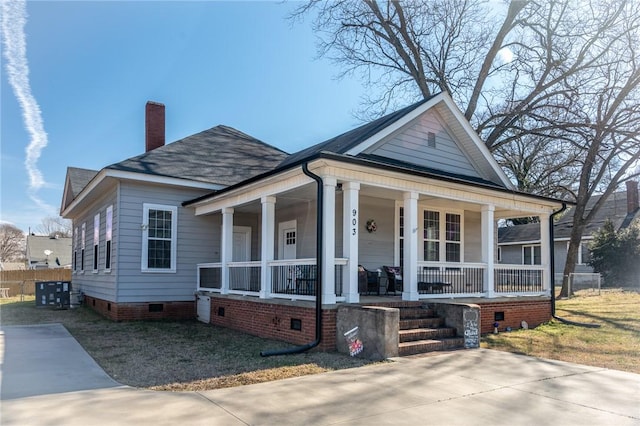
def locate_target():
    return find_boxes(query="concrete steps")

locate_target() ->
[398,306,464,356]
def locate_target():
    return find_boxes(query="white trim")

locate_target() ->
[346,95,446,156]
[105,205,113,271]
[278,220,297,260]
[522,244,542,265]
[93,213,100,273]
[420,206,465,263]
[61,168,223,217]
[345,92,514,189]
[141,203,178,273]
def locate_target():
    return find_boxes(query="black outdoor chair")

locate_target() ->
[382,266,403,295]
[358,265,380,295]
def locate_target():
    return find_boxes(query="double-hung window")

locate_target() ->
[105,205,113,270]
[81,223,86,272]
[73,227,79,271]
[142,204,177,272]
[423,210,462,263]
[93,213,100,272]
[523,245,541,265]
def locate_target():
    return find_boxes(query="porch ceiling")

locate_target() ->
[228,182,528,217]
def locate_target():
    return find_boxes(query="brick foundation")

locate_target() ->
[84,295,195,321]
[208,296,337,352]
[478,299,551,334]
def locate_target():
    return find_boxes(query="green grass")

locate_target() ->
[482,289,640,374]
[0,296,377,390]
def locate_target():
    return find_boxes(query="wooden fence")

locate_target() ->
[0,269,72,297]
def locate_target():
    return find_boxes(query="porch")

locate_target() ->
[187,158,558,306]
[197,259,547,300]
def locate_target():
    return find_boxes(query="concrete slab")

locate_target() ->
[1,325,639,426]
[0,324,121,400]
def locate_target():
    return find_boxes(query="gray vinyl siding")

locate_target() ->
[70,186,118,302]
[358,196,396,270]
[116,182,217,303]
[365,111,481,178]
[464,211,482,263]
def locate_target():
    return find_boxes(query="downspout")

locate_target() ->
[260,162,324,356]
[549,202,600,328]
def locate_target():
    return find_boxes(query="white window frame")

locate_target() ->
[93,213,100,273]
[141,203,177,273]
[74,226,79,273]
[522,244,541,265]
[105,205,113,271]
[421,207,464,263]
[80,223,86,273]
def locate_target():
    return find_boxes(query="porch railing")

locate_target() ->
[494,265,544,293]
[197,259,346,299]
[198,262,222,290]
[229,261,261,294]
[269,258,346,299]
[416,262,485,295]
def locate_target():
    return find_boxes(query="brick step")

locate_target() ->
[399,327,457,343]
[400,317,444,329]
[398,337,465,356]
[399,307,435,319]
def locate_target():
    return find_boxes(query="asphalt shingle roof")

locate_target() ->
[107,125,288,186]
[498,188,640,243]
[278,97,432,168]
[67,167,99,199]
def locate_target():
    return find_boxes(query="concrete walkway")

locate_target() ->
[1,324,639,425]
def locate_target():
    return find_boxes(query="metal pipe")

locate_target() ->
[549,202,600,328]
[260,162,324,356]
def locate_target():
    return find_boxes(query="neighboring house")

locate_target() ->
[498,180,640,281]
[62,93,563,348]
[25,234,72,269]
[0,262,26,271]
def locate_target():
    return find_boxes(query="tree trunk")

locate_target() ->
[560,219,586,298]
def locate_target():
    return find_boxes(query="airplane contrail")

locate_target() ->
[2,0,52,211]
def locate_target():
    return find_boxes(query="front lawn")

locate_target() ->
[482,289,640,374]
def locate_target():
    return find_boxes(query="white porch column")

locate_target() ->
[342,182,360,303]
[260,196,276,299]
[221,207,234,295]
[403,191,419,301]
[540,213,551,294]
[322,177,337,305]
[481,205,495,298]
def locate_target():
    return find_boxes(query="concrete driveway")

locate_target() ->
[1,324,639,425]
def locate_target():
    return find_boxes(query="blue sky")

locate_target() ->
[1,1,369,233]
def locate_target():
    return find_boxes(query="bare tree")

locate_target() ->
[292,0,640,296]
[35,216,72,238]
[0,223,26,262]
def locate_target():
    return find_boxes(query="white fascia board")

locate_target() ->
[192,168,311,216]
[60,173,73,216]
[439,95,515,190]
[344,92,514,190]
[61,169,223,217]
[345,93,446,156]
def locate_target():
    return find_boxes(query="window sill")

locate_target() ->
[141,269,176,274]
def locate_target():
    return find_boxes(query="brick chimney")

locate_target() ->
[145,101,165,152]
[626,180,639,214]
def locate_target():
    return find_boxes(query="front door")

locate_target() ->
[232,226,251,290]
[279,220,297,259]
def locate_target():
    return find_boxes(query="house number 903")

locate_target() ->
[352,209,357,236]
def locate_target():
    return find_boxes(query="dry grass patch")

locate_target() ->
[0,297,378,390]
[482,289,640,374]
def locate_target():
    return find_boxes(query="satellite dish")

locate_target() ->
[44,250,52,256]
